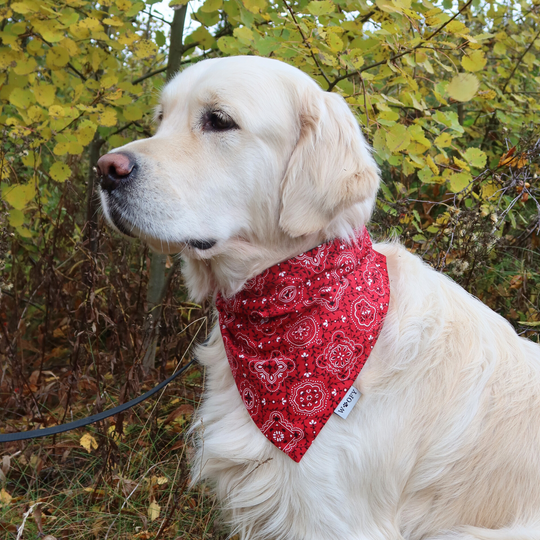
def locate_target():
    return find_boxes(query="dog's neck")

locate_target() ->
[181,233,326,302]
[181,204,373,302]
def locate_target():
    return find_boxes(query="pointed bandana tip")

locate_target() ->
[216,228,390,462]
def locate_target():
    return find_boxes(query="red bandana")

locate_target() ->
[216,228,390,462]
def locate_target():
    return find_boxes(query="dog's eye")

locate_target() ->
[158,111,163,122]
[204,111,238,132]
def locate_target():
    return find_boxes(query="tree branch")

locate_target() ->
[132,67,168,85]
[281,0,331,86]
[327,0,474,91]
[502,28,540,93]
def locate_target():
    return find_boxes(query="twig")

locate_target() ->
[502,28,540,93]
[327,0,474,91]
[16,502,43,540]
[67,62,87,81]
[132,66,167,85]
[281,0,331,86]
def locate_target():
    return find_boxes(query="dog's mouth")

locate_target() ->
[108,205,136,238]
[187,239,217,250]
[101,195,219,254]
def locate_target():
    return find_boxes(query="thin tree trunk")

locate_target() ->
[85,135,104,256]
[142,5,188,372]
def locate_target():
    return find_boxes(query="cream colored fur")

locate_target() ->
[100,56,540,540]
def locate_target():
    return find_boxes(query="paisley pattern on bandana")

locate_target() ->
[216,228,390,462]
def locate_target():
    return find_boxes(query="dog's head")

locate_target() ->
[98,56,380,297]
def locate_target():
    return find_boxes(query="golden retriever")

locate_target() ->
[98,56,540,540]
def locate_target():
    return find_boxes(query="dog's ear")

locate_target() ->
[279,88,380,237]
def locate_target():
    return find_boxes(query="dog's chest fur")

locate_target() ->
[191,243,540,540]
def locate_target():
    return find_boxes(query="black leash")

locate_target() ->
[0,359,196,443]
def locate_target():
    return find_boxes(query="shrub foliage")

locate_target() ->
[0,0,539,537]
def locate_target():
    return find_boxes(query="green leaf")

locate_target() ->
[255,37,279,55]
[200,0,222,12]
[446,73,479,102]
[243,0,267,13]
[8,209,25,228]
[125,1,145,16]
[307,0,335,15]
[408,124,431,147]
[155,30,166,47]
[217,36,241,54]
[234,26,254,44]
[464,147,487,169]
[49,162,71,183]
[124,105,143,121]
[385,124,411,152]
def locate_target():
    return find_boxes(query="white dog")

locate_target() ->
[98,56,540,540]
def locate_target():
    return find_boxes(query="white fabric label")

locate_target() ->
[334,386,361,419]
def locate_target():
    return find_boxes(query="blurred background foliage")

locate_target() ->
[0,0,539,537]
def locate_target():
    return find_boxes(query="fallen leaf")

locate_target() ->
[80,433,98,453]
[148,501,160,521]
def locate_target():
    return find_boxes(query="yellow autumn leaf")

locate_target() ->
[47,46,70,68]
[426,155,439,175]
[307,0,335,15]
[11,1,38,14]
[134,39,157,59]
[79,17,102,31]
[80,433,98,452]
[148,501,160,521]
[102,17,124,27]
[434,132,453,148]
[101,75,118,89]
[461,50,487,72]
[34,84,56,107]
[76,120,97,146]
[327,32,343,52]
[68,141,84,154]
[408,124,431,147]
[481,182,499,200]
[386,124,411,152]
[446,73,479,102]
[448,172,472,193]
[464,147,487,168]
[3,182,36,210]
[13,57,37,75]
[9,89,34,109]
[49,105,66,118]
[0,488,12,505]
[98,108,118,127]
[49,162,71,183]
[53,142,70,156]
[453,157,470,171]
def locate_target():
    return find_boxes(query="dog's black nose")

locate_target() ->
[96,152,135,193]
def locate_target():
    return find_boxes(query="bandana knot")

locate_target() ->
[216,228,390,462]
